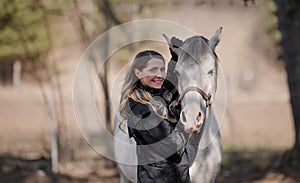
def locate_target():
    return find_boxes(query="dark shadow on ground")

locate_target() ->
[216,150,300,183]
[1,150,299,183]
[0,153,118,183]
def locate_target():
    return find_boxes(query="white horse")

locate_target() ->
[114,27,223,183]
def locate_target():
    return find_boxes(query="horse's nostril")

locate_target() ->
[197,112,202,121]
[182,111,187,122]
[196,112,203,125]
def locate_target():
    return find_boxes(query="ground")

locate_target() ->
[0,1,299,183]
[1,150,300,183]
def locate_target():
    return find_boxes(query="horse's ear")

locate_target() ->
[209,27,222,50]
[162,34,172,45]
[163,34,183,55]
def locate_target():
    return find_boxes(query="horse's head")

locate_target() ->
[165,27,222,134]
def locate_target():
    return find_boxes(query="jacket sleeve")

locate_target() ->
[166,59,178,87]
[166,36,182,87]
[164,52,181,121]
[127,100,190,160]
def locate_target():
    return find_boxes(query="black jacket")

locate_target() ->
[126,73,191,182]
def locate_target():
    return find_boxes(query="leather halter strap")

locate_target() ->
[169,86,212,134]
[178,86,211,107]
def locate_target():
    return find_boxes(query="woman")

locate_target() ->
[119,39,191,182]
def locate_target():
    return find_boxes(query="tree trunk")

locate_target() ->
[275,0,300,166]
[102,0,112,133]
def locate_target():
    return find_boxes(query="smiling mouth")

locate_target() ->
[152,79,164,85]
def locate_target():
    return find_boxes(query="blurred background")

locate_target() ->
[0,0,299,182]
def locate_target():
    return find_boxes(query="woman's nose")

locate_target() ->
[156,71,166,77]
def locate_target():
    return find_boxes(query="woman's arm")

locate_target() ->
[163,37,183,122]
[165,36,183,86]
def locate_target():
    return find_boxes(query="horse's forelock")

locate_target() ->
[180,36,212,63]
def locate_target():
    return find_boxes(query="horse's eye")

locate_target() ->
[174,70,180,76]
[207,70,213,75]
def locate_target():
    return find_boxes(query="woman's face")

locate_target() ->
[135,58,166,89]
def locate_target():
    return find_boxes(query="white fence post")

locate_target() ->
[13,60,21,91]
[47,85,58,174]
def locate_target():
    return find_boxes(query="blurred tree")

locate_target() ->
[70,0,126,168]
[70,0,166,135]
[244,0,300,168]
[71,0,144,133]
[38,0,75,166]
[0,0,49,83]
[274,0,300,167]
[0,0,74,168]
[71,0,120,134]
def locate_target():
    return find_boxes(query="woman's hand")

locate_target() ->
[168,101,181,123]
[162,34,183,60]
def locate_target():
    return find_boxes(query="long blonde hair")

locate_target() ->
[119,50,168,130]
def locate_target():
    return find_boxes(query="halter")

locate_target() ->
[168,85,212,134]
[172,86,211,108]
[179,86,211,107]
